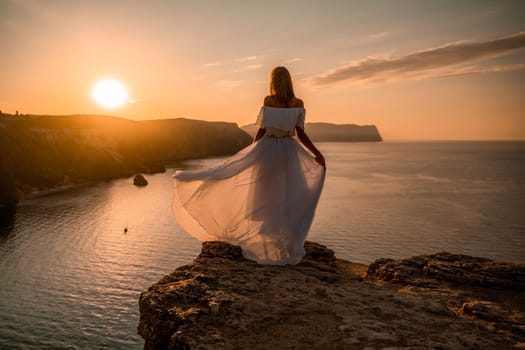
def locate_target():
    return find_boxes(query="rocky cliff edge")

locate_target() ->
[138,241,525,350]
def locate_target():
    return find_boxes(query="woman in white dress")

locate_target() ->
[172,66,326,265]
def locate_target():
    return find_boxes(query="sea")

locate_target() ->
[0,141,524,349]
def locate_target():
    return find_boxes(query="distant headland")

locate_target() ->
[242,122,383,142]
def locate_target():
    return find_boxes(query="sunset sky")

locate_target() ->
[1,0,524,140]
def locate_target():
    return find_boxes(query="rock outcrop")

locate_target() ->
[138,242,525,350]
[366,251,525,290]
[133,174,148,186]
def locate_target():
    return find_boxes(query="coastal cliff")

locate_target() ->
[242,122,383,142]
[0,114,251,205]
[138,241,525,350]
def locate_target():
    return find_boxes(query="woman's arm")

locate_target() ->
[251,96,275,143]
[296,126,326,168]
[253,128,266,143]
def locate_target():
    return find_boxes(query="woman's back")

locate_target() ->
[264,95,304,108]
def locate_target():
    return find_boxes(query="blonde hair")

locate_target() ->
[269,66,295,104]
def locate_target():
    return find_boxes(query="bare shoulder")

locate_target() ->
[291,97,304,107]
[263,95,274,106]
[263,95,304,107]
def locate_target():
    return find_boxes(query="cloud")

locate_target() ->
[314,31,525,85]
[202,61,223,68]
[235,55,257,62]
[367,31,390,40]
[245,64,262,70]
[202,56,261,71]
[286,57,303,63]
[233,64,263,73]
[214,80,243,89]
[439,63,525,78]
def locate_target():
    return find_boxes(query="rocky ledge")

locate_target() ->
[138,242,525,350]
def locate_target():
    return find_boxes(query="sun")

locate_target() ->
[92,79,128,109]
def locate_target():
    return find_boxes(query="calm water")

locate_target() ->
[1,141,524,349]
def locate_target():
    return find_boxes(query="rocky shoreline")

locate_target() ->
[138,241,525,350]
[0,114,252,206]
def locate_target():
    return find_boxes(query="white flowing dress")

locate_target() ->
[172,106,325,265]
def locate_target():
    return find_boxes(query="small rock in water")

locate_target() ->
[133,174,148,186]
